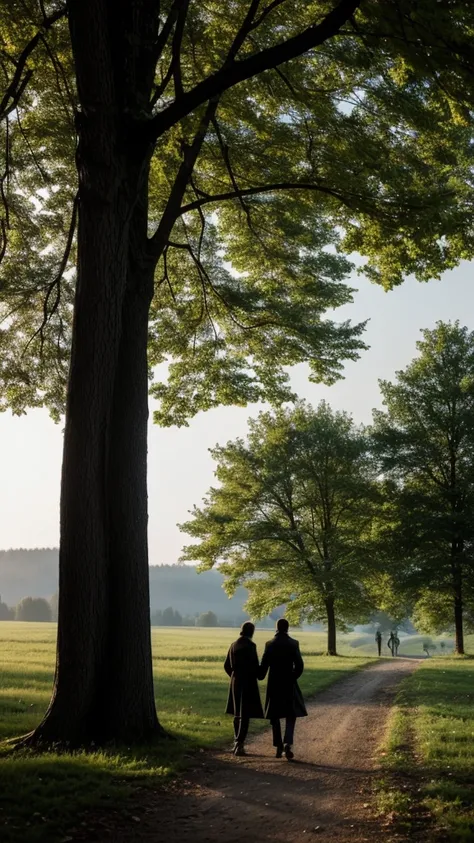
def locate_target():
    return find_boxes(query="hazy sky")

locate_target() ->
[1,261,473,562]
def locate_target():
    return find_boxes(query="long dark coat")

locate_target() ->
[259,632,307,720]
[224,635,264,719]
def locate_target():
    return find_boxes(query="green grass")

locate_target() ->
[0,623,376,843]
[379,658,474,841]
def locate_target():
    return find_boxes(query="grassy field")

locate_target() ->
[379,653,474,841]
[0,622,377,843]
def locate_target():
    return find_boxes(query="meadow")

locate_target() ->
[380,640,474,842]
[0,622,379,842]
[0,623,460,842]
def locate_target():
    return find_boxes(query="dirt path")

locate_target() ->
[111,658,421,843]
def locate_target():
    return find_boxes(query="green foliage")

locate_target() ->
[15,596,52,622]
[2,3,474,421]
[371,322,474,642]
[413,590,474,637]
[181,401,381,649]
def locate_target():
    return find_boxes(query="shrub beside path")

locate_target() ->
[93,658,421,843]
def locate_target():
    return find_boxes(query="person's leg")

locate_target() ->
[238,716,249,745]
[271,718,283,748]
[233,716,249,754]
[283,717,296,746]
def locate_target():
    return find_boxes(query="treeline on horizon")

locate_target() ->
[0,551,249,622]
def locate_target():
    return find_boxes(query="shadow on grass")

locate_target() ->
[0,733,192,843]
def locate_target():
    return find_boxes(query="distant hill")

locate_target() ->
[0,548,58,605]
[0,549,248,621]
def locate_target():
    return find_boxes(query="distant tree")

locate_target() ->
[160,607,182,626]
[370,610,401,634]
[15,597,52,622]
[196,611,219,628]
[269,606,286,621]
[422,640,437,657]
[182,402,380,655]
[440,641,446,652]
[150,609,163,627]
[50,593,59,622]
[0,597,13,620]
[372,323,474,655]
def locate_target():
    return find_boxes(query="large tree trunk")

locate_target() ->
[26,0,164,746]
[104,251,163,740]
[452,561,464,655]
[325,597,337,656]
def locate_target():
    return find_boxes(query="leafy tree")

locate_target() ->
[413,589,474,637]
[2,2,474,745]
[422,640,437,657]
[15,596,52,622]
[0,598,13,620]
[161,606,182,626]
[182,402,379,654]
[196,610,218,627]
[371,322,474,654]
[150,609,163,626]
[50,593,59,622]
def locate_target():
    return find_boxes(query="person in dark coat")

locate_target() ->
[259,618,307,760]
[224,621,264,756]
[387,630,396,657]
[375,629,382,656]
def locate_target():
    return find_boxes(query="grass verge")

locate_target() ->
[377,657,474,842]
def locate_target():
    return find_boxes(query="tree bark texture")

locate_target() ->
[325,597,337,656]
[452,558,464,656]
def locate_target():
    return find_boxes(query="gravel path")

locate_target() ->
[114,658,421,843]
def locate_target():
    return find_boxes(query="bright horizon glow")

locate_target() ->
[1,262,474,563]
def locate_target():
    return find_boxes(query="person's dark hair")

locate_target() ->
[276,618,289,633]
[240,621,255,637]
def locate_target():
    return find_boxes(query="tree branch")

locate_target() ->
[148,0,269,258]
[144,0,362,142]
[22,191,78,354]
[152,0,187,65]
[178,180,357,215]
[172,0,189,98]
[0,6,67,123]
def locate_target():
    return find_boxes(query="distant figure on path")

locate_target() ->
[224,621,264,756]
[394,633,400,656]
[259,618,307,760]
[375,629,382,656]
[387,631,399,657]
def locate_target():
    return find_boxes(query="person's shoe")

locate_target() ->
[275,745,284,758]
[234,743,246,756]
[284,744,294,760]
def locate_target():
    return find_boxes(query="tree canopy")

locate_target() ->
[1,1,474,423]
[181,401,379,654]
[371,322,474,654]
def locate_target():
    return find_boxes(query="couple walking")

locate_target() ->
[224,618,307,760]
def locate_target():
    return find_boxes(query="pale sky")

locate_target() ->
[1,262,473,563]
